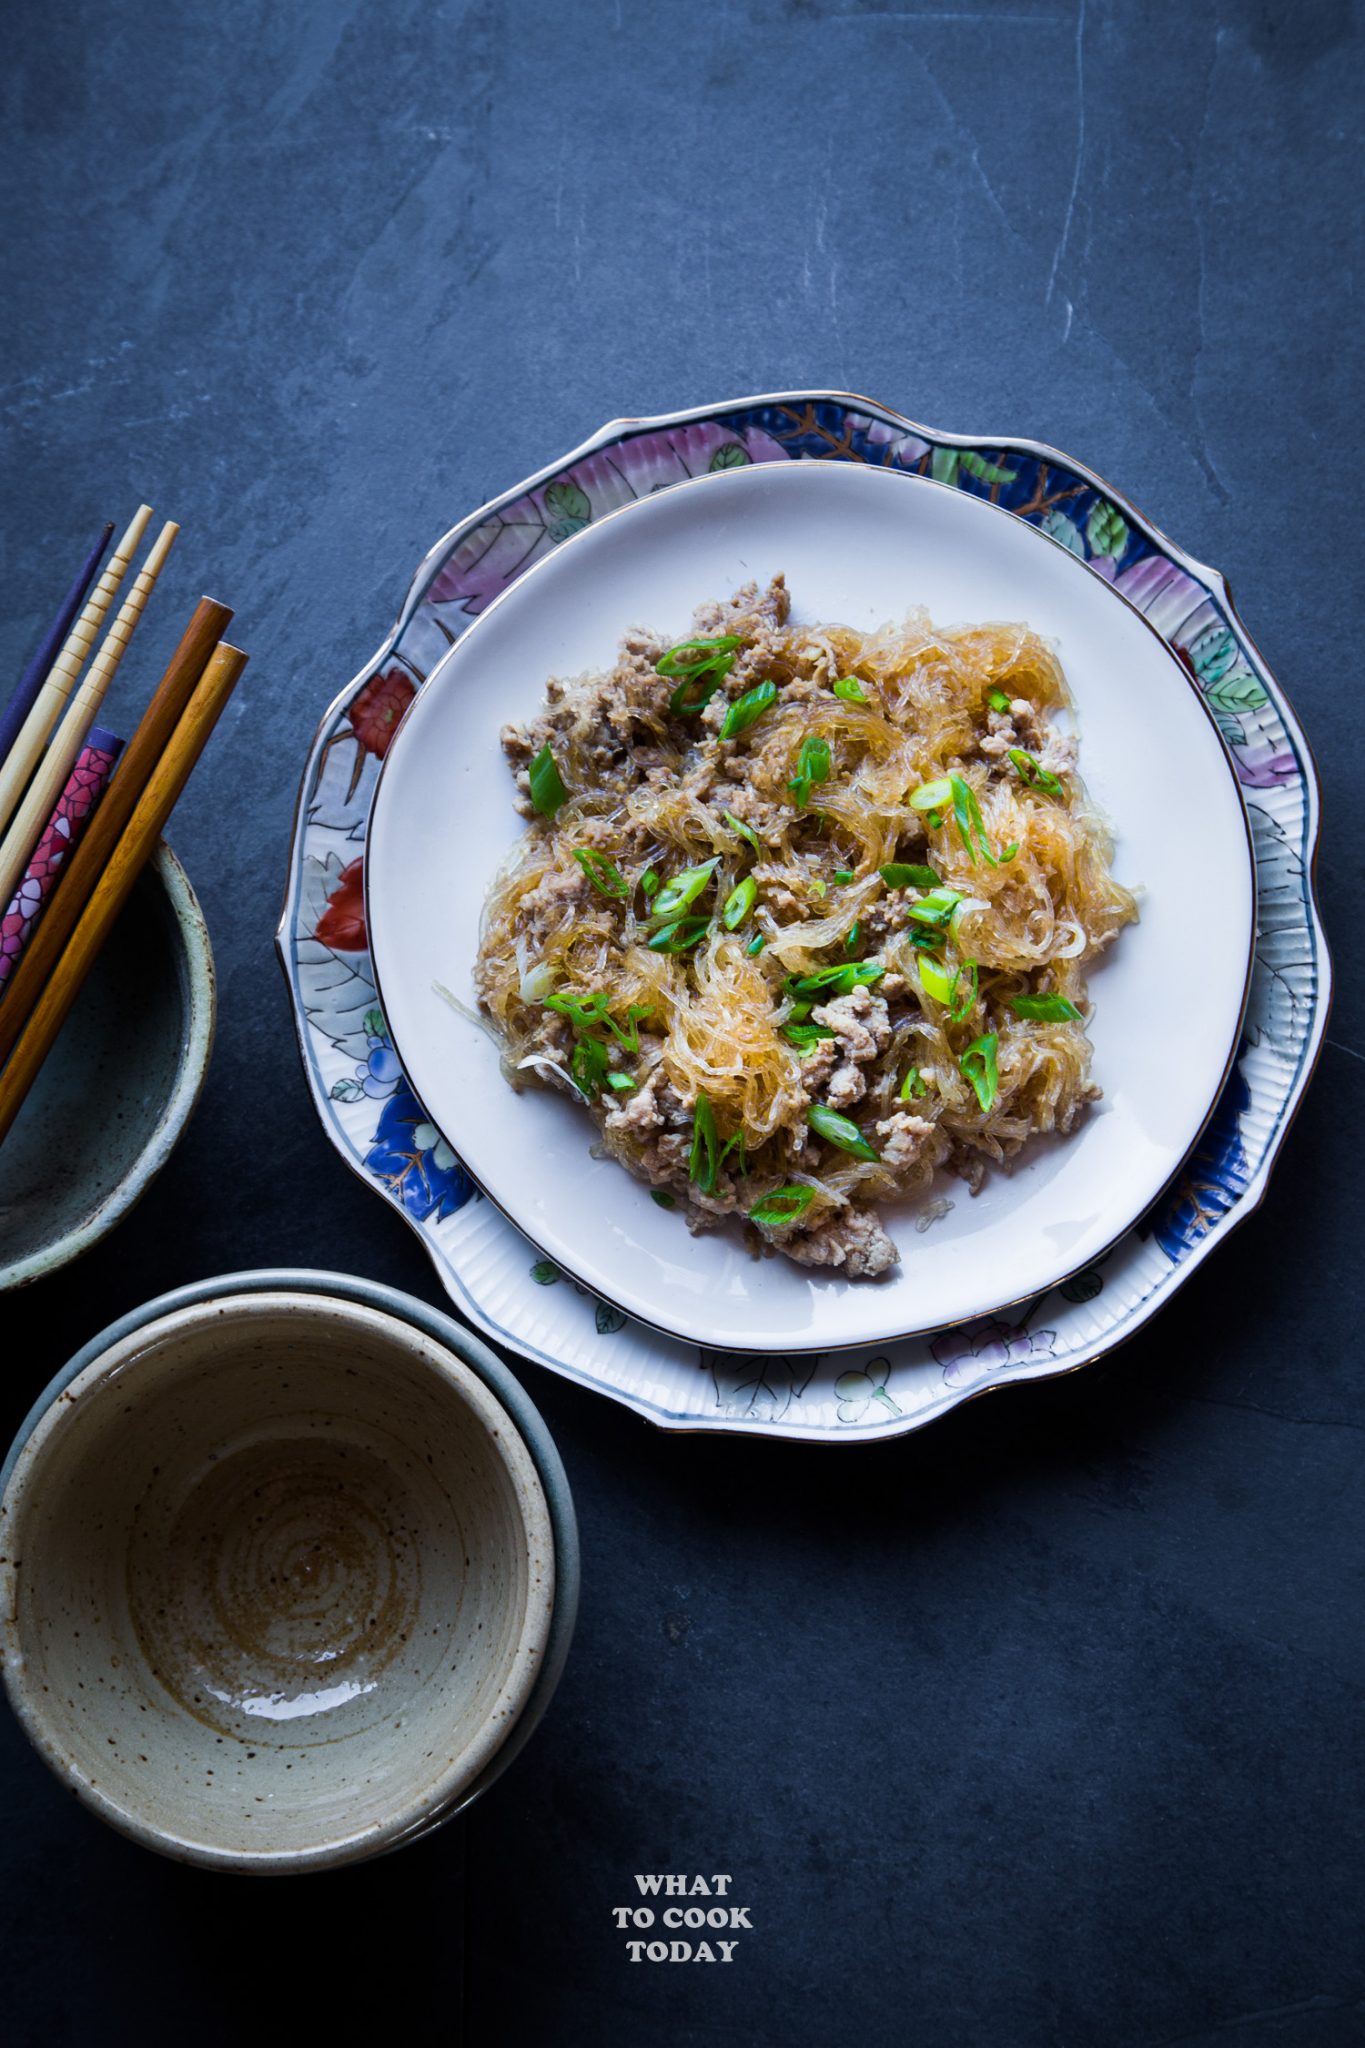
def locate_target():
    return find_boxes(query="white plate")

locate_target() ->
[366,459,1254,1356]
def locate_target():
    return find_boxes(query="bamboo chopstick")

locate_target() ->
[0,596,232,1067]
[0,521,113,764]
[0,640,249,1149]
[0,505,152,839]
[0,520,179,916]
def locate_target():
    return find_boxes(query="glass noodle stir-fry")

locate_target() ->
[473,577,1136,1279]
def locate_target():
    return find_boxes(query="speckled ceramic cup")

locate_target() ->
[0,1279,567,1872]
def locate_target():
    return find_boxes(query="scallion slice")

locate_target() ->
[570,1036,609,1098]
[832,675,868,702]
[746,933,766,956]
[723,876,757,930]
[604,1004,652,1053]
[719,679,777,740]
[960,1031,1000,1112]
[657,636,742,716]
[748,1184,816,1229]
[880,862,941,890]
[1008,747,1064,798]
[899,1067,927,1101]
[529,745,568,817]
[783,961,885,1000]
[833,868,855,885]
[690,1092,720,1193]
[606,1071,637,1093]
[782,1021,835,1049]
[640,866,661,899]
[906,886,964,930]
[650,1189,676,1208]
[987,686,1012,714]
[723,809,763,858]
[546,990,609,1026]
[807,1104,879,1161]
[651,857,719,922]
[948,959,979,1024]
[910,777,954,812]
[647,917,710,953]
[1010,993,1082,1022]
[846,922,860,951]
[573,847,628,898]
[947,772,1018,868]
[917,956,957,1006]
[789,734,832,808]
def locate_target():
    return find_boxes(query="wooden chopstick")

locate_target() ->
[0,521,179,915]
[0,595,233,1067]
[0,640,249,1149]
[0,505,152,839]
[0,521,113,764]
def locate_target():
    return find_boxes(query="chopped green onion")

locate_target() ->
[746,933,766,956]
[960,1031,1000,1112]
[546,990,609,1026]
[651,857,719,922]
[880,862,941,890]
[528,745,568,818]
[570,1036,609,1098]
[1010,993,1083,1021]
[910,777,954,812]
[690,1091,746,1195]
[650,1189,676,1208]
[987,686,1012,714]
[723,876,758,930]
[656,635,742,676]
[719,679,777,740]
[832,676,868,702]
[927,808,943,830]
[807,1105,879,1162]
[917,956,957,1006]
[846,922,860,950]
[640,866,660,899]
[647,917,710,953]
[723,809,763,858]
[947,772,1018,868]
[833,868,855,885]
[783,1022,835,1049]
[748,1184,816,1229]
[1008,747,1064,798]
[948,959,979,1024]
[783,961,885,1000]
[657,636,742,716]
[899,1067,927,1101]
[604,1004,651,1052]
[906,886,964,931]
[573,847,628,898]
[690,1092,720,1193]
[810,879,827,899]
[788,1001,812,1021]
[606,1071,636,1093]
[906,924,945,952]
[789,734,832,808]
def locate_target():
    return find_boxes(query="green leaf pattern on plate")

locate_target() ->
[544,478,592,542]
[1086,499,1129,557]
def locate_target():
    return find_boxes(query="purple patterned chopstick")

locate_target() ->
[0,725,124,989]
[0,521,114,766]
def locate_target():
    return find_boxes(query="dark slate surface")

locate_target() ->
[2,2,1361,2043]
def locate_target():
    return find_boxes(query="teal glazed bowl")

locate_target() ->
[0,841,215,1290]
[0,1269,579,1872]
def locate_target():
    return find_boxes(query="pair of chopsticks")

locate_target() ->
[0,512,249,1146]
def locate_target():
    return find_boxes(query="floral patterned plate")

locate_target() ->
[278,392,1329,1441]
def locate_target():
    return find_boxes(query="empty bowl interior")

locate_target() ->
[0,846,213,1288]
[0,1292,553,1868]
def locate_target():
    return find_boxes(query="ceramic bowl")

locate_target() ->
[0,1270,577,1873]
[0,841,215,1291]
[366,458,1255,1356]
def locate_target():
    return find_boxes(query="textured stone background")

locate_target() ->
[1,2,1361,2043]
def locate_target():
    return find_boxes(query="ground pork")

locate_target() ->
[807,985,894,1110]
[784,1206,899,1279]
